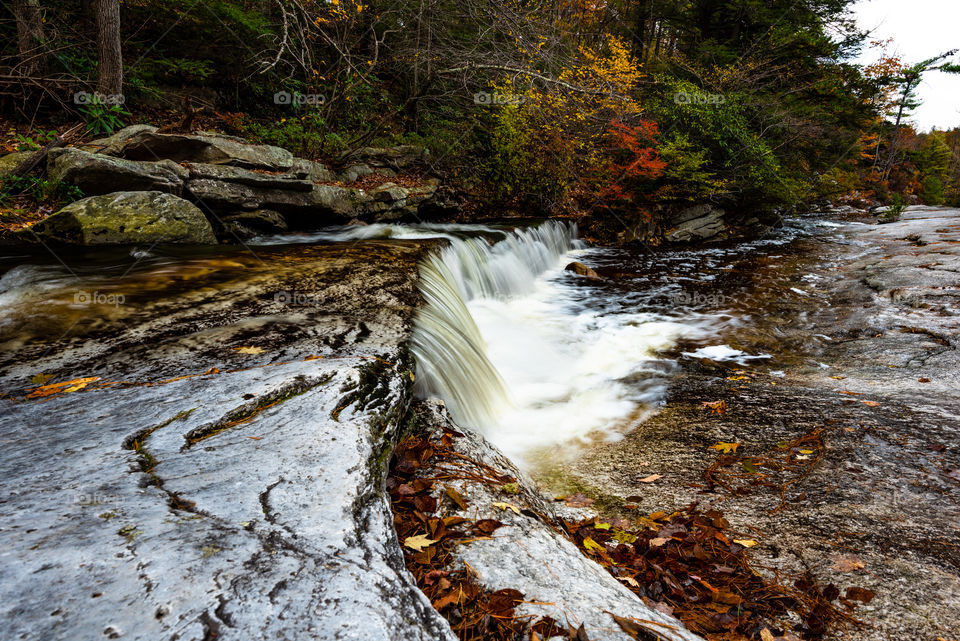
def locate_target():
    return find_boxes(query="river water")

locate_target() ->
[253,218,850,468]
[0,217,852,469]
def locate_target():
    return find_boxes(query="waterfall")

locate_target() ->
[410,221,581,428]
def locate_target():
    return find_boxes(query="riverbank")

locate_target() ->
[554,206,960,640]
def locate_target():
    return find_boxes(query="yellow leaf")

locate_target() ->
[594,522,611,530]
[235,346,264,355]
[404,534,437,552]
[709,442,741,454]
[726,375,749,381]
[734,539,758,548]
[29,373,54,385]
[798,449,814,454]
[492,502,520,515]
[583,537,605,552]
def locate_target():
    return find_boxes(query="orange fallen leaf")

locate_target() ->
[861,400,881,407]
[638,474,663,483]
[247,436,263,441]
[26,377,100,399]
[701,400,727,414]
[831,555,865,572]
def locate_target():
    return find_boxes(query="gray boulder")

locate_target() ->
[0,151,32,177]
[121,131,294,171]
[77,124,158,156]
[291,157,337,183]
[29,191,216,245]
[664,204,727,242]
[48,148,188,196]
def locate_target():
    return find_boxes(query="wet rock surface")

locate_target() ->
[554,207,960,640]
[0,239,455,641]
[411,401,705,641]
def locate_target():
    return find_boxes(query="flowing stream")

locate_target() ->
[0,217,834,469]
[284,221,730,467]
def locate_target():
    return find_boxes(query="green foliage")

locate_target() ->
[130,57,216,85]
[656,134,729,202]
[79,98,131,135]
[238,111,338,159]
[475,106,569,208]
[0,176,83,207]
[879,193,906,222]
[13,130,58,151]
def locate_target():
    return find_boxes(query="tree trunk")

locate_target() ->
[12,0,47,77]
[94,0,123,97]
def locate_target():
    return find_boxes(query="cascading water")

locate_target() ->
[407,221,712,466]
[410,221,581,428]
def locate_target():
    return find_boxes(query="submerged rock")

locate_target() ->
[565,261,601,279]
[28,191,216,245]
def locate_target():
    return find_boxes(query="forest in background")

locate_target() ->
[2,0,959,232]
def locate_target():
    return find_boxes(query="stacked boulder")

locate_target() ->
[13,125,443,246]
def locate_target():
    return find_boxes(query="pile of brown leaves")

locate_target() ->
[561,509,867,640]
[388,429,568,640]
[388,428,869,641]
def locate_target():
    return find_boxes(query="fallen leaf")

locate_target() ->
[742,459,758,473]
[618,576,640,587]
[861,400,881,407]
[798,449,814,454]
[492,501,520,515]
[918,377,930,383]
[831,555,865,572]
[26,377,100,399]
[593,521,611,530]
[29,373,54,385]
[444,486,468,510]
[203,367,220,375]
[638,474,663,483]
[583,537,605,552]
[726,375,750,381]
[247,436,263,441]
[709,442,741,454]
[845,586,875,603]
[761,629,776,641]
[649,537,670,547]
[304,354,324,361]
[234,346,264,355]
[830,375,846,380]
[701,399,727,414]
[733,539,758,548]
[403,534,437,552]
[838,390,863,396]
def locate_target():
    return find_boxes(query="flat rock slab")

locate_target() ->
[0,240,454,641]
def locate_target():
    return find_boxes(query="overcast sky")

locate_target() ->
[850,0,960,131]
